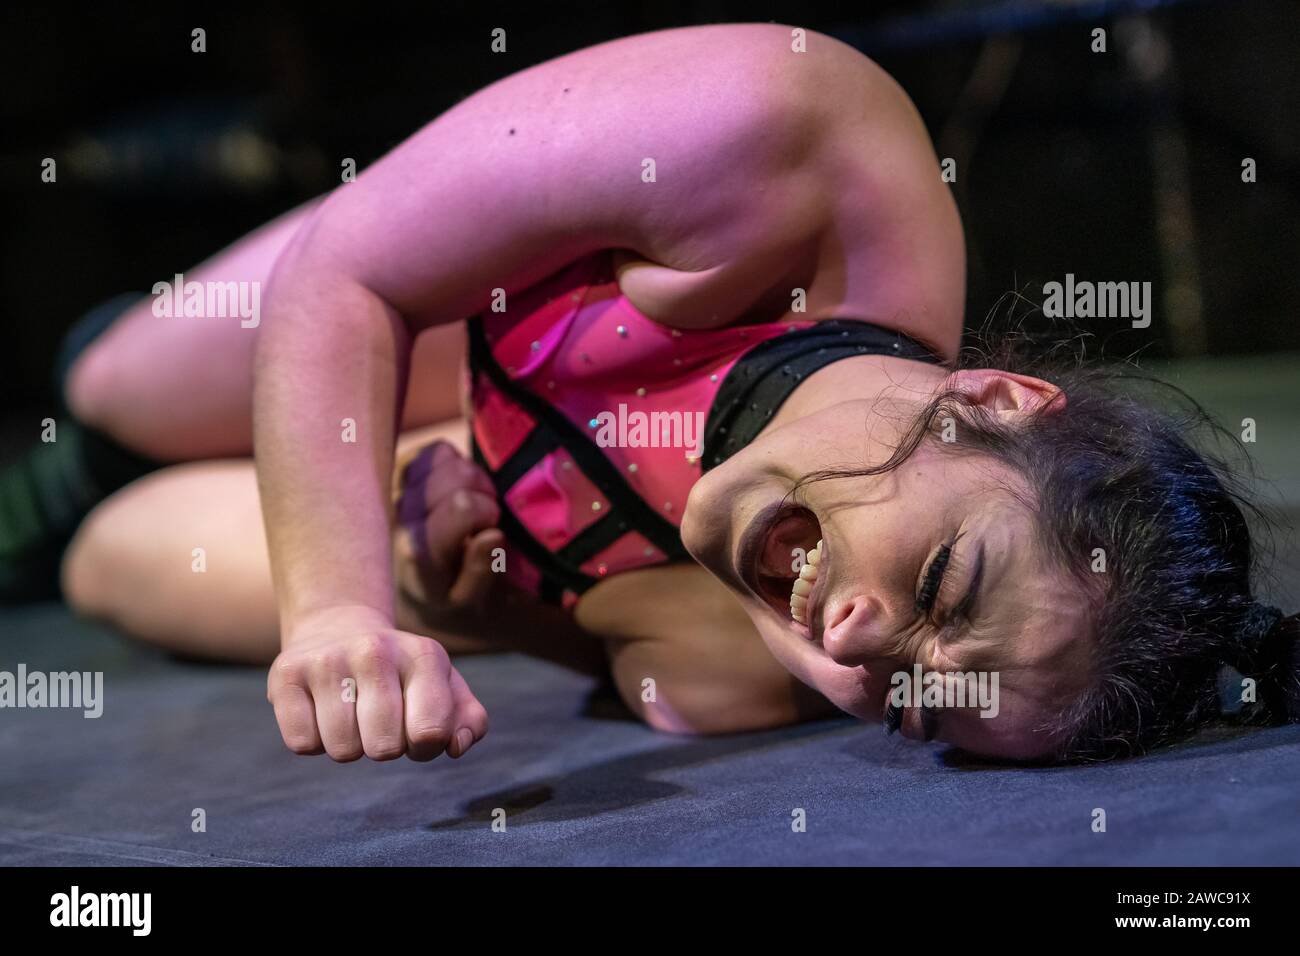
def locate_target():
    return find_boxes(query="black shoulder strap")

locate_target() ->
[702,319,944,471]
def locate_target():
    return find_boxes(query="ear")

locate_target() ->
[944,369,1065,419]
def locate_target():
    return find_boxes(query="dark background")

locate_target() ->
[1,2,1299,871]
[2,0,1297,421]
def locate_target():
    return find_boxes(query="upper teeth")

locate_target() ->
[790,539,823,624]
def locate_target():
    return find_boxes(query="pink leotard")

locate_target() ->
[466,248,941,609]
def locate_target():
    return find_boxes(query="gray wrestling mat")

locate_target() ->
[1,355,1298,866]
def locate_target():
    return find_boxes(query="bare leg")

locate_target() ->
[64,197,466,462]
[62,422,471,663]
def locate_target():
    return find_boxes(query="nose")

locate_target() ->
[821,595,892,667]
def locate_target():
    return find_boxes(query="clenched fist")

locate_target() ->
[268,606,489,762]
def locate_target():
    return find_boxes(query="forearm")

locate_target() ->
[254,256,410,643]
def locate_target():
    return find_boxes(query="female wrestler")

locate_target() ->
[6,23,1295,763]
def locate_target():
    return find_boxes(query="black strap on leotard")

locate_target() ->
[467,316,691,604]
[701,319,945,471]
[467,315,943,605]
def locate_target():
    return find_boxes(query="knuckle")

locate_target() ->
[351,632,394,671]
[365,738,406,761]
[429,441,459,466]
[283,734,319,755]
[306,650,347,676]
[406,721,453,748]
[272,656,304,683]
[326,744,365,763]
[473,497,497,519]
[407,636,449,667]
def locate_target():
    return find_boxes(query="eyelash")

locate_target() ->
[916,534,966,618]
[915,544,952,614]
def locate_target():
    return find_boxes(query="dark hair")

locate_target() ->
[796,322,1299,760]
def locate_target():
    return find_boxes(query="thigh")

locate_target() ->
[66,196,468,460]
[62,459,280,663]
[61,419,473,663]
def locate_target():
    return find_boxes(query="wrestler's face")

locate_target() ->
[681,368,1094,760]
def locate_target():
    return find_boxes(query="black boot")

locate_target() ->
[0,419,161,601]
[0,293,161,602]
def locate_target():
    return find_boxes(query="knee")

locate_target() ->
[60,505,119,621]
[63,336,119,433]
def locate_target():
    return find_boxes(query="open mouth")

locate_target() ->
[738,505,825,633]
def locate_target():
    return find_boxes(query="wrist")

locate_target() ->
[281,602,394,647]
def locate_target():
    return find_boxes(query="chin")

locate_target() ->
[680,470,729,570]
[678,501,708,570]
[803,663,880,721]
[741,599,881,722]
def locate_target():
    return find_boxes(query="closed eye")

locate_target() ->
[916,533,964,615]
[915,546,950,613]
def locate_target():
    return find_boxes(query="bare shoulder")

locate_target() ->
[588,25,965,355]
[576,562,837,734]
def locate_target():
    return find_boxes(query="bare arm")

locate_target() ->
[256,24,826,635]
[254,23,832,761]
